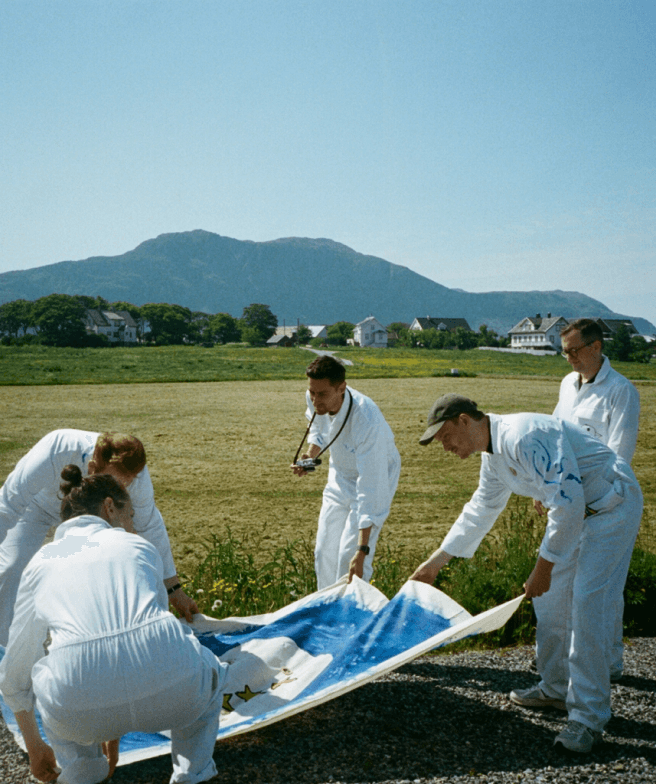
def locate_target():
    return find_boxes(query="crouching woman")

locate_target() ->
[0,466,226,784]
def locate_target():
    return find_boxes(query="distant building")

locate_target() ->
[589,318,638,340]
[508,313,568,350]
[274,325,329,341]
[266,333,295,347]
[83,309,138,343]
[409,317,473,332]
[353,316,388,347]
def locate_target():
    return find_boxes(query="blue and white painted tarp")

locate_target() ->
[0,578,523,767]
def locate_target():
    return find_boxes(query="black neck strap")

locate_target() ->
[293,389,354,464]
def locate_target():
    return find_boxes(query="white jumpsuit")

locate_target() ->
[0,515,226,784]
[306,386,401,589]
[553,355,640,677]
[440,413,642,732]
[0,429,177,645]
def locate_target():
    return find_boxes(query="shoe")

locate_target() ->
[554,720,602,753]
[509,686,566,711]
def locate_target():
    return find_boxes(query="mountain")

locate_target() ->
[0,230,652,335]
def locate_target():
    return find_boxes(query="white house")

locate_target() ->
[353,316,387,347]
[508,314,569,350]
[83,309,138,343]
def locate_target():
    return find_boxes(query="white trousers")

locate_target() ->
[315,483,388,591]
[533,480,642,732]
[0,503,53,646]
[33,617,225,784]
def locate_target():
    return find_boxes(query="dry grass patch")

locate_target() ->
[1,376,654,582]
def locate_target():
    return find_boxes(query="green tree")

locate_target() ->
[140,303,193,345]
[628,336,653,363]
[477,324,501,347]
[32,294,87,347]
[239,303,278,344]
[387,322,409,334]
[76,295,109,311]
[0,299,35,338]
[296,325,312,343]
[605,324,633,362]
[207,313,241,344]
[326,321,354,346]
[453,326,478,350]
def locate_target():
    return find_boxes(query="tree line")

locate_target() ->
[0,295,279,347]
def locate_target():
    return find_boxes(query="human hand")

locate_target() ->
[103,738,120,778]
[523,557,554,599]
[409,560,441,585]
[348,551,366,582]
[291,454,312,476]
[28,742,59,782]
[169,588,199,622]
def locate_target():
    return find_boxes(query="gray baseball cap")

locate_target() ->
[419,394,480,445]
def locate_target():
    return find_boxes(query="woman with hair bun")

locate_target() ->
[0,467,226,784]
[0,429,198,645]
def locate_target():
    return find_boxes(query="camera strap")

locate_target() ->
[293,389,354,464]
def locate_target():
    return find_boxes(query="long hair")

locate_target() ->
[88,432,146,476]
[60,464,130,522]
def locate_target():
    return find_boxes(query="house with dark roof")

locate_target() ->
[266,333,296,347]
[83,309,138,343]
[409,316,473,332]
[592,318,638,340]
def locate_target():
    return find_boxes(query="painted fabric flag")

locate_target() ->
[0,578,523,767]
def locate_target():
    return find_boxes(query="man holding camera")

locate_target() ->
[291,355,400,590]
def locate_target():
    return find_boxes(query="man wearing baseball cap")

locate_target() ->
[411,393,642,753]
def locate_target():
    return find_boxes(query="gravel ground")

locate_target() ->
[2,639,654,784]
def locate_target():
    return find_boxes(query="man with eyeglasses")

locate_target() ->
[556,319,639,464]
[542,318,640,684]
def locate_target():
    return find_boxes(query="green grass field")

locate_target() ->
[1,365,654,586]
[2,343,656,385]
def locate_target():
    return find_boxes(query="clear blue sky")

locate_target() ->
[2,1,655,327]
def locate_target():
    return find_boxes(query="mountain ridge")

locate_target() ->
[1,230,652,335]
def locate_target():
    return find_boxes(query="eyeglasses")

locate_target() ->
[561,341,593,358]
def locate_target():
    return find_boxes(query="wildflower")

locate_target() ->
[196,589,204,595]
[211,599,223,612]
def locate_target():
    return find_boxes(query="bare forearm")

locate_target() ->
[410,548,454,584]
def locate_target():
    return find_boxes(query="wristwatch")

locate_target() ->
[356,545,370,555]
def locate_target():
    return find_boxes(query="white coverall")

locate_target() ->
[0,429,177,645]
[306,386,401,589]
[553,355,640,678]
[0,515,226,784]
[440,413,642,732]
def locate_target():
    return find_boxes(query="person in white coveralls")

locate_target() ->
[291,355,400,590]
[0,429,198,646]
[0,466,226,784]
[410,394,642,753]
[551,318,640,681]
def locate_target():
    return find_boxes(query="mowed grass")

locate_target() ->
[3,343,656,385]
[1,375,654,586]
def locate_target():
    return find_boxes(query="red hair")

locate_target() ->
[88,432,147,477]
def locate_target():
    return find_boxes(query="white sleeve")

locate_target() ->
[353,422,397,530]
[0,431,78,528]
[128,467,177,579]
[441,457,512,558]
[0,567,47,714]
[607,382,640,463]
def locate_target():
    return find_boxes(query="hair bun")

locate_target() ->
[60,464,83,493]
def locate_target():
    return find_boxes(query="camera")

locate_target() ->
[295,457,322,471]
